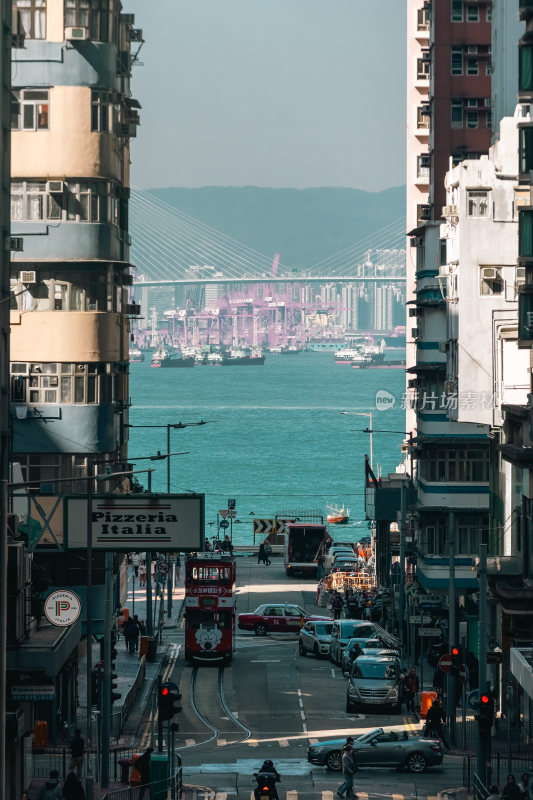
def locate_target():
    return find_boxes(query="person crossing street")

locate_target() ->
[337,737,358,799]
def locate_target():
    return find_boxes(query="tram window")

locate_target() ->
[186,609,202,629]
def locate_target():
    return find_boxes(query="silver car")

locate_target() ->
[299,620,334,657]
[346,655,402,713]
[307,727,444,773]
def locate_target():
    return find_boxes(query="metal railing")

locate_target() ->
[463,755,533,792]
[473,772,489,800]
[30,747,138,781]
[101,764,182,800]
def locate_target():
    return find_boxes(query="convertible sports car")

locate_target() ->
[238,603,328,635]
[307,727,444,773]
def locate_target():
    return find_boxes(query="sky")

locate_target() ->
[126,1,406,192]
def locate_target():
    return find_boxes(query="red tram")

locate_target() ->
[184,553,236,664]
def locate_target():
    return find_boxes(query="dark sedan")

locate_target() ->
[307,727,444,773]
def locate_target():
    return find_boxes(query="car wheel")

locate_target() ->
[313,644,320,658]
[325,750,343,771]
[299,640,306,656]
[254,622,268,636]
[406,752,427,774]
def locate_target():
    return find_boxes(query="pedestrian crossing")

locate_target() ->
[187,790,440,800]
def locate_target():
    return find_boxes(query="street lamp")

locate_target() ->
[126,421,208,492]
[128,451,190,491]
[340,411,373,469]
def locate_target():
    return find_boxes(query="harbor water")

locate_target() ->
[128,350,406,545]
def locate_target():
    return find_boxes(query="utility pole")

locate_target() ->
[146,551,153,636]
[447,510,456,747]
[398,480,407,648]
[477,544,489,783]
[100,552,113,787]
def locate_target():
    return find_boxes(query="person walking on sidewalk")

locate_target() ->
[135,747,153,800]
[330,591,344,620]
[258,542,267,565]
[124,616,140,655]
[263,540,272,565]
[68,728,84,778]
[402,667,420,715]
[39,772,63,800]
[138,560,147,587]
[337,738,358,799]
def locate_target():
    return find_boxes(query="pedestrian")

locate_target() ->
[222,535,234,555]
[62,774,85,800]
[124,616,140,655]
[39,771,63,800]
[330,591,344,620]
[347,592,358,619]
[502,776,523,800]
[132,615,144,650]
[337,737,358,799]
[21,792,31,800]
[68,729,84,778]
[424,698,449,750]
[263,540,272,565]
[317,552,326,580]
[258,542,266,565]
[402,667,420,715]
[175,554,181,580]
[138,560,147,587]
[487,786,501,800]
[134,747,153,799]
[131,552,140,578]
[518,774,529,799]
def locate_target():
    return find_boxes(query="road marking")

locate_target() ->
[298,698,303,708]
[287,792,298,800]
[393,794,403,800]
[251,659,281,663]
[331,669,336,678]
[247,739,259,747]
[185,738,195,746]
[322,792,335,800]
[217,738,227,746]
[279,738,289,746]
[214,794,227,800]
[358,793,369,800]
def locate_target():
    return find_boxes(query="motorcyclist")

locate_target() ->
[254,760,281,800]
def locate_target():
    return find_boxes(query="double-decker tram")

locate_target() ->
[184,553,236,664]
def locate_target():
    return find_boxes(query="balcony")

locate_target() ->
[500,403,533,466]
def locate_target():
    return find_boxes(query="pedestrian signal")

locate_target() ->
[158,681,182,722]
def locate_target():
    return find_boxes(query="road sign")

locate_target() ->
[487,650,503,664]
[438,654,452,673]
[419,627,443,638]
[228,499,236,509]
[219,519,230,530]
[157,561,170,574]
[254,519,274,535]
[467,689,480,710]
[226,510,236,519]
[410,615,422,624]
[219,509,229,519]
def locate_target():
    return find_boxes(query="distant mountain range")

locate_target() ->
[147,186,406,270]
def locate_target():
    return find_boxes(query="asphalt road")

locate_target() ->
[150,560,466,800]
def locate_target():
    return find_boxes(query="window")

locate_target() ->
[451,0,463,21]
[12,0,46,39]
[416,243,425,271]
[457,517,488,554]
[451,47,463,75]
[520,127,533,174]
[11,89,49,130]
[487,110,492,129]
[417,106,429,129]
[91,90,116,132]
[439,239,447,267]
[65,0,115,42]
[466,110,479,128]
[467,190,489,217]
[466,57,479,75]
[10,362,114,405]
[451,100,463,128]
[11,179,117,223]
[519,44,533,93]
[423,447,489,482]
[480,266,503,296]
[486,5,492,21]
[420,523,448,556]
[417,58,430,81]
[466,4,479,21]
[417,8,429,30]
[416,154,430,180]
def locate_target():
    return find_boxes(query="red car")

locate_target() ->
[238,603,329,636]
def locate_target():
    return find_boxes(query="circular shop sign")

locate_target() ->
[44,589,82,627]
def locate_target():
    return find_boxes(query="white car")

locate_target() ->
[299,619,334,657]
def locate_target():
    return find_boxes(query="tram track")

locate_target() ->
[184,665,252,749]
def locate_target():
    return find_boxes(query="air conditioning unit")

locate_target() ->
[440,265,451,277]
[481,266,498,280]
[65,26,89,40]
[445,380,457,394]
[442,204,458,217]
[121,13,135,24]
[468,46,478,54]
[115,123,134,137]
[19,270,36,284]
[411,327,420,338]
[46,180,64,194]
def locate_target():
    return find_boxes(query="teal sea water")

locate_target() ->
[128,352,406,545]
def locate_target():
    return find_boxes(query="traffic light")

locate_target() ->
[450,646,462,678]
[158,681,182,722]
[477,691,495,732]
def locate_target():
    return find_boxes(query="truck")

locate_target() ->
[284,523,330,577]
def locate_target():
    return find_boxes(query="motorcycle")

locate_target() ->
[253,770,281,800]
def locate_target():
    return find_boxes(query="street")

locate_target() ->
[140,559,465,800]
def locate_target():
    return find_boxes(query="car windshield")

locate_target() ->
[342,624,371,638]
[351,661,398,680]
[315,622,333,636]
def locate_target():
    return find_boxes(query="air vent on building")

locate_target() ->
[65,26,89,40]
[128,28,143,42]
[46,180,64,194]
[19,271,36,284]
[481,267,498,280]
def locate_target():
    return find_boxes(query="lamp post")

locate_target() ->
[341,411,373,469]
[126,421,208,492]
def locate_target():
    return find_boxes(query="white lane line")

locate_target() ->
[331,669,336,678]
[216,738,227,746]
[298,697,304,708]
[185,739,195,746]
[279,738,289,747]
[251,659,281,663]
[247,740,259,747]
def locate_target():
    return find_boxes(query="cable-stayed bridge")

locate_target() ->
[129,188,407,286]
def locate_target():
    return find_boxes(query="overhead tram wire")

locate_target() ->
[131,186,286,273]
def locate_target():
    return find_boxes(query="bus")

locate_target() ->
[184,553,236,664]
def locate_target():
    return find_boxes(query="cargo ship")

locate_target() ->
[222,347,265,365]
[160,351,195,368]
